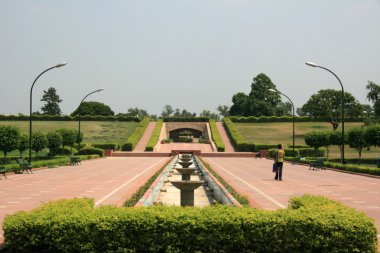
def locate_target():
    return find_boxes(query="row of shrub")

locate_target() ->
[163,117,209,122]
[91,143,119,150]
[2,155,99,173]
[3,195,377,252]
[229,116,365,123]
[124,157,172,206]
[121,117,150,151]
[145,120,163,151]
[208,120,225,152]
[0,114,141,122]
[223,117,253,151]
[268,148,325,158]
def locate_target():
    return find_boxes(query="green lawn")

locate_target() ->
[234,122,380,160]
[0,121,139,145]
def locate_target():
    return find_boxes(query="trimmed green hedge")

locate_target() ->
[298,147,325,157]
[121,117,150,151]
[92,143,119,150]
[0,114,141,122]
[145,120,163,151]
[77,147,104,157]
[3,195,377,252]
[223,117,254,151]
[163,117,209,122]
[230,116,365,123]
[209,120,225,152]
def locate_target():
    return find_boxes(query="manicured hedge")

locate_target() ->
[324,161,380,176]
[253,144,278,151]
[298,147,325,157]
[3,195,377,252]
[229,116,365,123]
[209,120,225,152]
[92,143,119,150]
[163,117,209,122]
[0,114,141,122]
[269,148,300,157]
[223,117,254,151]
[121,117,150,151]
[145,120,163,151]
[77,147,104,157]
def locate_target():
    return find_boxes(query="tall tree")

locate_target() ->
[118,107,149,117]
[71,101,114,116]
[31,131,47,157]
[301,89,363,130]
[40,87,63,115]
[199,110,219,121]
[161,105,174,118]
[217,105,230,117]
[229,92,249,116]
[366,81,380,117]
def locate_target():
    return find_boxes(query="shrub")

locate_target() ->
[145,120,163,151]
[31,131,47,157]
[269,148,300,157]
[209,120,225,152]
[223,118,254,151]
[0,125,20,158]
[298,148,325,157]
[253,144,278,152]
[77,147,104,157]
[3,195,377,252]
[56,147,78,155]
[121,117,150,151]
[163,117,209,122]
[46,131,63,157]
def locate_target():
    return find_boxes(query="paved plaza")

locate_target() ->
[1,156,379,247]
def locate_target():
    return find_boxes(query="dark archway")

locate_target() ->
[169,128,203,142]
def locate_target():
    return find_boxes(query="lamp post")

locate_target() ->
[29,62,67,162]
[269,89,295,158]
[305,61,345,164]
[77,88,104,150]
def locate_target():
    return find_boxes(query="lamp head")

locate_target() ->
[55,62,67,68]
[96,88,105,92]
[305,61,318,67]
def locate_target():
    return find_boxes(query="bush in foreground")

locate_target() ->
[3,195,377,252]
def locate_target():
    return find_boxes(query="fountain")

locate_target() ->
[171,181,203,206]
[175,167,197,180]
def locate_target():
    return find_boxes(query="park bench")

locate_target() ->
[16,159,33,174]
[70,154,81,165]
[0,163,7,179]
[309,157,326,170]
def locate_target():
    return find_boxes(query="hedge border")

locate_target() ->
[0,114,141,122]
[145,120,163,151]
[230,115,366,123]
[208,120,225,152]
[121,117,150,151]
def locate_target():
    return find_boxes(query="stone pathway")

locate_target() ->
[215,122,235,152]
[133,122,157,152]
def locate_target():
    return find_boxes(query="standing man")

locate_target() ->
[274,144,285,181]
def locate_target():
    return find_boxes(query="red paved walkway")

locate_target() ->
[133,122,156,152]
[0,157,171,242]
[215,122,235,152]
[204,157,380,241]
[157,143,213,153]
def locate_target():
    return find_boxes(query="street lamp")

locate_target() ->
[77,88,104,150]
[305,61,345,164]
[269,88,295,158]
[29,62,67,162]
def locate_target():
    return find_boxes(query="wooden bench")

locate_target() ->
[16,159,33,174]
[0,163,7,179]
[309,157,325,170]
[70,154,81,165]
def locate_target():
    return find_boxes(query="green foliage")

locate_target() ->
[324,161,380,176]
[268,148,300,157]
[31,131,47,156]
[253,144,278,151]
[77,147,104,157]
[91,143,119,150]
[0,115,141,121]
[298,148,325,157]
[124,158,171,206]
[364,124,380,147]
[56,147,78,155]
[57,128,77,149]
[71,101,115,116]
[0,125,20,158]
[209,120,225,152]
[304,131,329,156]
[347,126,367,163]
[223,117,254,151]
[40,87,63,115]
[18,134,28,158]
[121,117,150,151]
[4,195,377,252]
[163,117,209,122]
[46,131,63,157]
[145,120,163,151]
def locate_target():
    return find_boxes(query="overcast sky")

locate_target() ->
[0,0,379,116]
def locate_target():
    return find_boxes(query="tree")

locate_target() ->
[161,105,174,118]
[0,126,20,159]
[31,131,47,157]
[57,129,77,150]
[366,81,380,117]
[217,105,230,118]
[304,131,329,157]
[347,127,367,165]
[47,131,63,157]
[363,124,380,147]
[301,89,363,130]
[71,101,114,116]
[199,110,219,121]
[229,73,282,116]
[118,107,149,117]
[40,87,63,115]
[18,134,29,158]
[330,130,346,159]
[276,102,292,116]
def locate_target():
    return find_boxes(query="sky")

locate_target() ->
[0,0,379,116]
